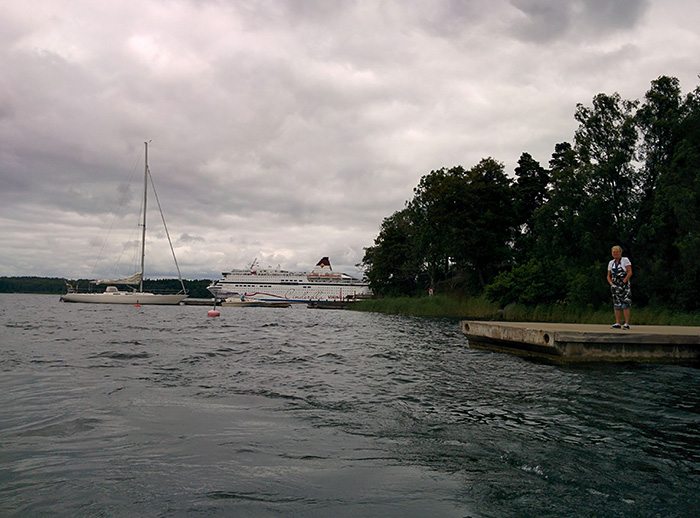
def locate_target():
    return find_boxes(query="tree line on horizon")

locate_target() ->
[362,75,700,312]
[0,277,215,299]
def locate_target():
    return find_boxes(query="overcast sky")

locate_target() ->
[1,0,699,280]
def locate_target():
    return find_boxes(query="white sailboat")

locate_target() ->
[62,142,188,305]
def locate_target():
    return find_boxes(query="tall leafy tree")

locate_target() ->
[574,92,639,249]
[641,85,700,309]
[636,76,684,207]
[670,95,700,309]
[633,76,685,304]
[512,152,550,260]
[362,208,421,296]
[490,142,596,306]
[529,142,584,262]
[513,152,550,227]
[449,158,514,289]
[408,166,468,289]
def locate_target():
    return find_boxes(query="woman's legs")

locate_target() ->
[614,308,622,324]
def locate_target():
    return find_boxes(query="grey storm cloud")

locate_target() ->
[0,0,698,279]
[509,0,650,42]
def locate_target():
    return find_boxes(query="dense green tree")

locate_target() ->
[636,76,684,206]
[407,159,515,292]
[667,115,700,310]
[641,85,700,309]
[449,158,515,289]
[490,142,607,306]
[574,92,639,249]
[365,158,515,296]
[529,142,585,261]
[362,208,421,296]
[633,76,686,305]
[408,166,468,288]
[512,152,550,260]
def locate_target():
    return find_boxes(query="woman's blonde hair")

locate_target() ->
[611,245,623,253]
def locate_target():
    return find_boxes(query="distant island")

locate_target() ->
[0,277,215,299]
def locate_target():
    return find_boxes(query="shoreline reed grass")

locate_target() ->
[354,295,700,326]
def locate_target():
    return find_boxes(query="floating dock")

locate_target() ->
[460,321,700,363]
[307,301,353,309]
[181,298,220,306]
[221,300,291,308]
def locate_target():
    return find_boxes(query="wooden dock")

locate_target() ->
[460,321,700,363]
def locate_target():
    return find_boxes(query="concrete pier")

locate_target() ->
[460,321,700,363]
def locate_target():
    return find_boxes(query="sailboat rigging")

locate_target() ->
[61,142,188,305]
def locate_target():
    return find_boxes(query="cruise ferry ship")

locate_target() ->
[207,257,372,303]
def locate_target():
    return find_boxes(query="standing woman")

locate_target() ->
[607,245,633,329]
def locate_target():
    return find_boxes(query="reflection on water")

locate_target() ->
[0,294,698,517]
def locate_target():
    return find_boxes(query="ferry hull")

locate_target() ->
[208,287,371,304]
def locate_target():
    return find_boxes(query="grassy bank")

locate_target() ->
[354,294,700,326]
[354,295,497,319]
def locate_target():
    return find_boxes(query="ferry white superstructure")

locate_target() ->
[207,257,372,303]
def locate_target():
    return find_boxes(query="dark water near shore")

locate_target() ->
[1,294,698,517]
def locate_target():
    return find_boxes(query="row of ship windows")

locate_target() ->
[236,285,314,289]
[230,280,356,285]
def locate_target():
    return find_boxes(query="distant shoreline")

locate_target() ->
[0,277,214,299]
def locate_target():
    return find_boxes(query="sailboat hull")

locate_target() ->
[61,292,187,305]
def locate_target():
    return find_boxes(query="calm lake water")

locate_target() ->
[0,294,698,517]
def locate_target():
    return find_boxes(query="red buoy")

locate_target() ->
[207,309,220,317]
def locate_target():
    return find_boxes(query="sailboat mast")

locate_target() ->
[140,141,149,292]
